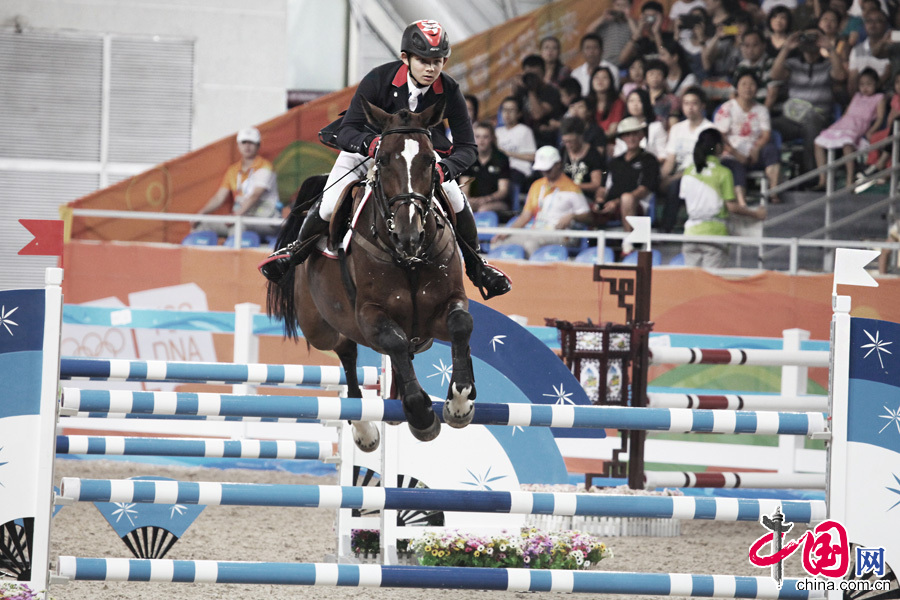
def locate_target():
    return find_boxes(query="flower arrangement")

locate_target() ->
[350,529,411,558]
[0,583,47,600]
[409,527,612,570]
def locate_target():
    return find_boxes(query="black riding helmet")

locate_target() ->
[400,20,451,59]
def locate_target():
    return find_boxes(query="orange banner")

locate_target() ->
[61,241,900,347]
[64,0,609,244]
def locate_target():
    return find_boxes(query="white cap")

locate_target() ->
[236,127,261,144]
[616,116,647,137]
[532,145,561,171]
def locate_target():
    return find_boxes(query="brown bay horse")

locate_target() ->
[267,99,476,451]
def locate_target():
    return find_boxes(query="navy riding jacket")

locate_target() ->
[335,60,477,181]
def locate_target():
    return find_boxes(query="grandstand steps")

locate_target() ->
[742,188,894,271]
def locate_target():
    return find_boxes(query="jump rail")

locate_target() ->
[60,390,828,436]
[56,436,334,460]
[643,472,826,490]
[57,478,827,523]
[647,347,829,368]
[55,558,823,598]
[60,357,379,387]
[646,393,828,412]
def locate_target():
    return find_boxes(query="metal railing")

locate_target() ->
[69,124,900,273]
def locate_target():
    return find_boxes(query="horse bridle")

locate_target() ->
[369,126,440,265]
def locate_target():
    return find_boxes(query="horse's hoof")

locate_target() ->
[408,412,441,442]
[444,382,475,428]
[351,422,380,453]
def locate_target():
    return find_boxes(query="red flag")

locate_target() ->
[19,219,64,257]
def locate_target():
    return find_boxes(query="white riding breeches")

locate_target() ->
[318,150,466,219]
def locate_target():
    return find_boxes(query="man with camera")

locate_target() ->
[589,0,635,66]
[770,28,847,174]
[618,1,667,67]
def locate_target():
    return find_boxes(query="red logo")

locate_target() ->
[416,20,443,44]
[749,519,850,578]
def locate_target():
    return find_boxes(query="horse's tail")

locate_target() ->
[266,173,329,339]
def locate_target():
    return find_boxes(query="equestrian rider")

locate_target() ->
[259,19,511,300]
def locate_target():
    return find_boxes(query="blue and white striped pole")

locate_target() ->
[55,558,824,598]
[58,478,827,523]
[61,390,828,436]
[60,358,379,387]
[56,436,333,460]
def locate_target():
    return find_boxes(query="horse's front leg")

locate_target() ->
[359,308,440,442]
[334,337,379,452]
[443,302,476,428]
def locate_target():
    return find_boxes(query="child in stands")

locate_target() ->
[813,67,886,189]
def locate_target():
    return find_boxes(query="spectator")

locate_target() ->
[591,0,637,65]
[496,96,538,194]
[770,29,847,175]
[848,9,892,94]
[813,67,886,188]
[765,6,794,57]
[492,146,593,256]
[588,66,627,139]
[820,0,863,51]
[817,8,852,63]
[737,30,776,107]
[659,86,716,232]
[568,96,609,155]
[619,1,667,66]
[513,54,565,147]
[701,10,753,98]
[539,36,572,85]
[462,121,511,213]
[571,34,621,96]
[614,88,669,158]
[464,94,479,123]
[195,127,280,239]
[621,56,647,98]
[559,116,606,200]
[558,77,583,110]
[706,0,742,29]
[670,0,707,24]
[679,7,715,76]
[714,70,783,203]
[863,71,900,180]
[660,36,699,95]
[595,117,661,243]
[645,59,682,126]
[679,128,766,268]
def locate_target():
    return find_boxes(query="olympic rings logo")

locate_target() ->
[61,329,130,357]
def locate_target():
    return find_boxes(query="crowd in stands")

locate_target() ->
[458,0,900,266]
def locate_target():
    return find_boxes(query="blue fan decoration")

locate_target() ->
[93,476,205,559]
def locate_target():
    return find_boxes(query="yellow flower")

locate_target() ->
[432,551,439,556]
[474,551,480,557]
[425,546,432,552]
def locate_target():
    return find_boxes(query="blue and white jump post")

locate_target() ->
[2,260,898,598]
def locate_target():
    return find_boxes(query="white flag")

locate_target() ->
[833,248,880,290]
[624,216,651,248]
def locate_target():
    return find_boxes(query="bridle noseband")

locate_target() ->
[369,126,439,266]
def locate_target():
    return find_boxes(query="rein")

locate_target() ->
[366,126,440,267]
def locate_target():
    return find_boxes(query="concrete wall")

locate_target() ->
[1,0,288,148]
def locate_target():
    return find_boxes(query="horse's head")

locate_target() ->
[361,97,446,265]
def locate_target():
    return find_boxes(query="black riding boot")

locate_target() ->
[258,201,330,283]
[455,205,511,300]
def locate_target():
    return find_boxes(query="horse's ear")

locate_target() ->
[419,96,446,129]
[361,97,391,129]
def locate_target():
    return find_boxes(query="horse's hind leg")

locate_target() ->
[360,310,440,442]
[443,302,476,428]
[335,337,379,452]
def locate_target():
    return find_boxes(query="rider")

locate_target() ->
[259,19,511,300]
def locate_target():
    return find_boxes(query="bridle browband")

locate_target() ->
[368,125,440,265]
